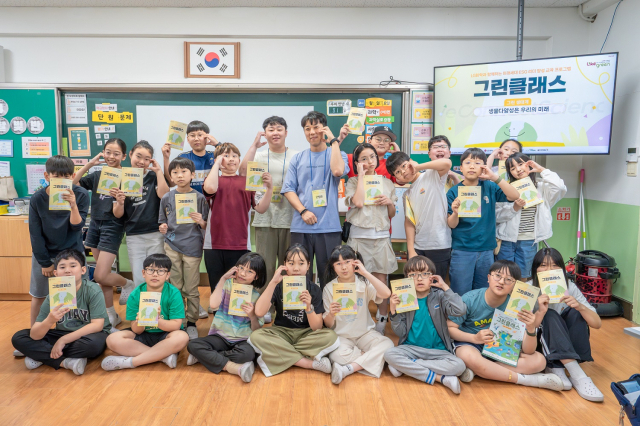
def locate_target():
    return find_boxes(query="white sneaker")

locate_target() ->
[208,306,216,314]
[109,313,122,333]
[238,362,255,383]
[119,280,136,305]
[331,363,346,385]
[388,364,403,377]
[62,358,87,376]
[13,350,24,357]
[198,305,209,319]
[545,366,572,391]
[263,311,272,324]
[459,367,475,383]
[187,354,199,366]
[569,376,604,402]
[25,357,43,370]
[441,375,461,395]
[162,353,178,369]
[312,357,332,374]
[186,326,198,340]
[374,317,387,336]
[526,373,564,391]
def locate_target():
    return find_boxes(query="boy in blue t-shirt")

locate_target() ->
[162,120,220,193]
[282,111,350,290]
[446,148,519,295]
[384,256,466,394]
[447,260,563,391]
[102,254,189,371]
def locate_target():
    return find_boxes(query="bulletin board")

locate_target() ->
[0,88,59,197]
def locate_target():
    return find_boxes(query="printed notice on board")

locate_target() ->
[65,94,88,124]
[22,137,52,159]
[26,164,47,194]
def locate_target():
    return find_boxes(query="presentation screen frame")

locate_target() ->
[433,52,619,156]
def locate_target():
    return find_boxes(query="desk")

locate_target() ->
[0,215,32,300]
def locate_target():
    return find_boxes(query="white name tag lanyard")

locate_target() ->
[310,149,328,208]
[268,149,286,203]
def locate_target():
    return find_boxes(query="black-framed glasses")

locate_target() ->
[408,272,433,279]
[144,268,169,276]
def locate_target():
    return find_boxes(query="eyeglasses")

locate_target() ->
[237,265,256,276]
[393,162,409,177]
[144,268,168,276]
[491,272,516,286]
[372,136,392,144]
[430,144,449,150]
[358,154,377,163]
[408,272,433,279]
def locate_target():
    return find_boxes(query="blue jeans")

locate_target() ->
[449,249,494,296]
[496,240,538,279]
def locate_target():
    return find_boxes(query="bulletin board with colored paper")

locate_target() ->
[0,89,59,197]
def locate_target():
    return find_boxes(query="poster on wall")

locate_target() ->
[22,137,52,159]
[68,127,91,157]
[65,94,88,124]
[26,164,47,194]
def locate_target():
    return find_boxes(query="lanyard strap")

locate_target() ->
[267,148,287,186]
[309,149,328,186]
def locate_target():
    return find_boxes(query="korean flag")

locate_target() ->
[188,43,238,78]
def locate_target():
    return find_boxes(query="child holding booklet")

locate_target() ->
[345,142,398,335]
[447,260,564,391]
[74,138,135,331]
[26,155,89,328]
[186,253,266,382]
[446,148,520,295]
[112,141,170,304]
[529,247,603,402]
[322,245,394,384]
[202,143,272,300]
[495,153,567,279]
[102,254,189,370]
[12,249,110,375]
[486,138,523,173]
[159,157,209,340]
[249,244,340,377]
[384,256,467,394]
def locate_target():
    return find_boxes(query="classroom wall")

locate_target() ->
[0,7,589,84]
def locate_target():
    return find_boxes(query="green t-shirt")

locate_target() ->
[126,281,185,333]
[404,296,447,351]
[37,279,111,333]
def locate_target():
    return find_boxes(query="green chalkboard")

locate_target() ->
[0,89,59,197]
[58,91,404,167]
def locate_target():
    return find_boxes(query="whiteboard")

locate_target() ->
[391,185,409,240]
[136,105,314,163]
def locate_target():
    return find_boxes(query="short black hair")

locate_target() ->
[324,244,366,284]
[301,111,327,128]
[505,152,536,185]
[104,138,127,154]
[187,120,210,135]
[500,138,523,152]
[489,259,521,281]
[404,255,436,276]
[168,157,195,174]
[130,140,154,157]
[460,147,487,164]
[531,248,567,288]
[236,252,267,289]
[262,116,288,130]
[352,143,379,173]
[386,151,410,176]
[46,155,75,176]
[428,135,451,150]
[143,253,172,271]
[54,249,86,268]
[284,243,310,264]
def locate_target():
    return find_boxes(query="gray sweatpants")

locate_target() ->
[384,345,466,382]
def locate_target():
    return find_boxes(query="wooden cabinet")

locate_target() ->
[0,216,32,300]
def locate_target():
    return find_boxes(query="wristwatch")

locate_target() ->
[526,327,537,337]
[305,304,315,314]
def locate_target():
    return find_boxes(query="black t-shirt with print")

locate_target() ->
[271,278,325,329]
[123,171,161,235]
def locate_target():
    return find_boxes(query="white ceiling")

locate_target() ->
[0,0,590,7]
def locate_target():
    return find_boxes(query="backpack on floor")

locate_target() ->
[612,374,640,426]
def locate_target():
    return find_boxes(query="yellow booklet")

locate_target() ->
[405,197,416,225]
[498,160,508,181]
[229,281,253,317]
[458,186,481,218]
[137,291,161,327]
[175,192,197,224]
[246,161,267,191]
[121,167,144,197]
[167,120,188,150]
[97,166,123,195]
[391,278,419,313]
[537,269,568,303]
[512,176,543,209]
[283,276,306,310]
[49,178,72,211]
[505,280,540,318]
[364,175,384,206]
[48,276,77,310]
[347,107,366,135]
[333,282,357,316]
